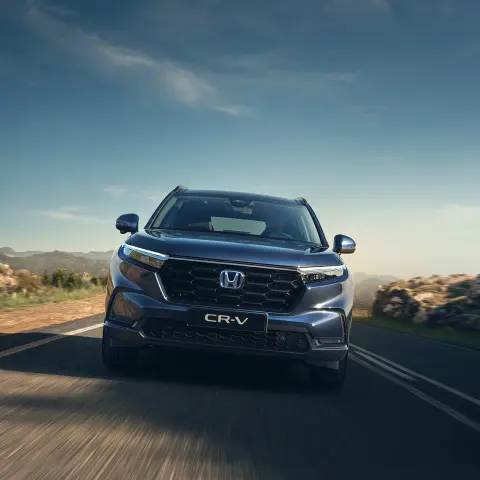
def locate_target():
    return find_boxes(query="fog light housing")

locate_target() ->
[110,292,143,325]
[110,314,136,326]
[313,337,345,346]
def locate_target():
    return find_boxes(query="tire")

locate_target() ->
[308,354,348,392]
[102,327,140,370]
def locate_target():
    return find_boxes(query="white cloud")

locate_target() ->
[147,195,166,202]
[103,186,127,196]
[210,53,359,94]
[35,207,103,222]
[436,204,480,220]
[24,2,362,115]
[323,72,359,83]
[214,104,253,117]
[25,1,247,113]
[162,62,215,105]
[346,104,387,126]
[59,206,81,212]
[103,186,166,202]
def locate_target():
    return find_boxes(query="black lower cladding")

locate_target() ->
[141,318,310,354]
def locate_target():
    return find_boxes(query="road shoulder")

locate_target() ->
[0,294,105,334]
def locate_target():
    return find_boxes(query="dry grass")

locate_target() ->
[0,292,105,334]
[0,286,105,311]
[352,308,371,318]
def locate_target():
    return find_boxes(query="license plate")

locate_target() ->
[188,307,267,332]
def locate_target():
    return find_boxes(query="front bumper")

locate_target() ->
[105,289,350,367]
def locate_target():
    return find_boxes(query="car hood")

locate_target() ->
[126,229,343,268]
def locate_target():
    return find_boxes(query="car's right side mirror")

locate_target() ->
[116,213,139,234]
[333,234,356,255]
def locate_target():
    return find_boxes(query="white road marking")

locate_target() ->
[350,353,480,433]
[351,343,480,408]
[61,324,104,336]
[352,350,417,382]
[0,323,103,359]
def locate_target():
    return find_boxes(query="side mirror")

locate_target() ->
[116,213,139,234]
[333,234,356,255]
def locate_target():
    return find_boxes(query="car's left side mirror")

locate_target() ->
[116,213,139,234]
[333,234,356,255]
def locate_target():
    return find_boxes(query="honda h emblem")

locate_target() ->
[219,270,245,289]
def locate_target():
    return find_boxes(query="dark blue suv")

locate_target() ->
[103,186,356,391]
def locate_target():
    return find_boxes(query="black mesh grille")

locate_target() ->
[160,259,305,313]
[141,319,310,353]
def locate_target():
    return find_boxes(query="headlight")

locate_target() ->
[120,244,169,269]
[299,265,347,284]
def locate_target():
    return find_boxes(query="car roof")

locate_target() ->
[176,188,304,206]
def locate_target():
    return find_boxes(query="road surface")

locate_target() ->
[0,315,479,479]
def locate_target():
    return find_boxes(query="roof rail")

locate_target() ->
[173,185,187,192]
[294,197,307,205]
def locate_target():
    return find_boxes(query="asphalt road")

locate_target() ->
[0,316,479,480]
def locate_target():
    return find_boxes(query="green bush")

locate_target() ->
[63,272,84,292]
[89,276,108,287]
[7,267,108,294]
[51,268,68,288]
[41,268,105,291]
[42,271,50,286]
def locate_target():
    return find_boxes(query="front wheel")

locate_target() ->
[102,327,140,370]
[308,354,348,392]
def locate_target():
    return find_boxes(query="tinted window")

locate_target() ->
[150,194,322,245]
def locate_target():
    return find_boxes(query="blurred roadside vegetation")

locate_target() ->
[0,265,107,310]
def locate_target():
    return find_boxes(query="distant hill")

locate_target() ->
[1,247,113,262]
[0,247,44,257]
[71,251,114,261]
[353,272,400,309]
[0,251,109,276]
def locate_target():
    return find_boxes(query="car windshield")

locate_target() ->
[149,194,323,245]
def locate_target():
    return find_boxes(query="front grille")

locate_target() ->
[160,259,305,313]
[141,319,310,353]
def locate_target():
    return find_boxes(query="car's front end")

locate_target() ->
[103,186,356,391]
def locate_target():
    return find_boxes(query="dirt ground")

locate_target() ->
[0,294,105,334]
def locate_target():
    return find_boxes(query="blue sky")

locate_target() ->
[1,0,479,278]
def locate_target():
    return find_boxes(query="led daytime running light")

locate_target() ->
[122,244,169,269]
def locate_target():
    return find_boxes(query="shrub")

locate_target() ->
[51,268,68,288]
[14,270,43,293]
[63,272,84,292]
[1,264,108,300]
[41,271,51,286]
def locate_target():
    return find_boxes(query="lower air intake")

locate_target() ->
[141,319,310,353]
